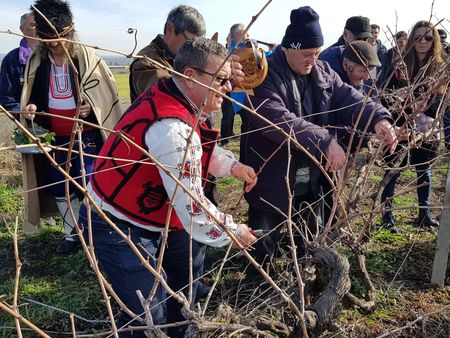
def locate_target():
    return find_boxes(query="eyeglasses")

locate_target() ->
[414,35,433,42]
[192,67,232,86]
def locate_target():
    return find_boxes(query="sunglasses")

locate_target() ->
[414,35,433,42]
[191,67,232,86]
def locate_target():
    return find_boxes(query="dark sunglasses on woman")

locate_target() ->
[414,35,433,42]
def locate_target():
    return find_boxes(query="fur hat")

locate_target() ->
[281,6,324,49]
[32,0,74,38]
[344,41,381,67]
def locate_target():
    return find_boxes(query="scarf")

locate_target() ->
[19,38,32,65]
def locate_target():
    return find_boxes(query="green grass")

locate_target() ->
[216,176,242,193]
[0,172,23,216]
[392,194,415,216]
[401,168,440,184]
[368,173,383,183]
[0,274,105,332]
[0,166,107,335]
[0,224,107,334]
[371,229,407,245]
[402,169,416,179]
[113,71,130,102]
[0,186,23,215]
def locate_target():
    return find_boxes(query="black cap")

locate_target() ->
[345,16,372,39]
[438,29,447,41]
[343,41,381,67]
[281,6,324,49]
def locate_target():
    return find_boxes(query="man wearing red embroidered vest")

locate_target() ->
[80,38,257,337]
[21,0,123,253]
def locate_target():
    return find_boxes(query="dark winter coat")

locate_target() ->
[244,46,392,213]
[319,45,346,80]
[129,34,175,102]
[0,48,25,112]
[374,40,388,81]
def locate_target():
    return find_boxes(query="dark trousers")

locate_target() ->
[238,109,249,163]
[247,179,332,276]
[43,129,103,198]
[443,109,450,148]
[219,96,235,145]
[381,142,438,220]
[79,204,205,338]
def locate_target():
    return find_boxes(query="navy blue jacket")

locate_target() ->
[319,45,346,80]
[244,46,392,213]
[0,48,25,112]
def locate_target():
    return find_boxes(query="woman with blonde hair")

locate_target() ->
[380,20,446,232]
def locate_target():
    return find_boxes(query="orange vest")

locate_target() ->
[90,79,218,229]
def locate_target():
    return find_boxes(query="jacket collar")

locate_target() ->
[311,61,334,89]
[271,46,334,89]
[152,34,176,61]
[172,77,199,113]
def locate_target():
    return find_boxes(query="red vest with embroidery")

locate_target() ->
[90,79,218,229]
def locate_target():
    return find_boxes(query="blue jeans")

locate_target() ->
[381,143,437,220]
[44,129,103,197]
[381,166,431,214]
[79,204,205,338]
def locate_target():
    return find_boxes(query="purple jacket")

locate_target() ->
[244,46,392,213]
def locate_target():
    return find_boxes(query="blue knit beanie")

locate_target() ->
[281,6,324,49]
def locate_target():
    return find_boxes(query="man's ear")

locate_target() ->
[343,30,350,42]
[165,22,175,37]
[342,58,349,71]
[183,68,197,89]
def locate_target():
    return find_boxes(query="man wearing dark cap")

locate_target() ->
[327,15,373,50]
[243,6,397,275]
[342,40,381,92]
[319,15,373,77]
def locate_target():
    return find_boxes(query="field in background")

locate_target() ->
[112,70,130,104]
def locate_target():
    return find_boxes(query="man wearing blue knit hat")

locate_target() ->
[243,6,398,277]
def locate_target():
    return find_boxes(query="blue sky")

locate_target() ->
[0,0,449,55]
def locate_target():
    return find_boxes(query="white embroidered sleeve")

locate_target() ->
[208,145,236,178]
[145,118,238,247]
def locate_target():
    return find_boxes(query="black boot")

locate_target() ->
[56,238,81,254]
[380,213,398,233]
[417,209,439,228]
